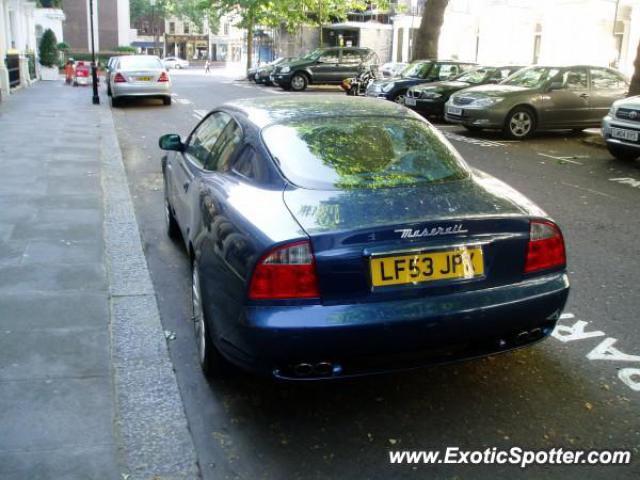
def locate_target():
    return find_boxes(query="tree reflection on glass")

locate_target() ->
[262,117,467,191]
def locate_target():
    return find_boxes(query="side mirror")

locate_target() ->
[159,133,183,151]
[548,81,564,91]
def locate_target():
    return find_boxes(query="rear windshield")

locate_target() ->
[261,117,468,190]
[118,56,163,69]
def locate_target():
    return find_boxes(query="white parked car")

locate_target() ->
[163,57,189,70]
[108,55,172,107]
[602,95,640,161]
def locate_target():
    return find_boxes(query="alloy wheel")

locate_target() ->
[509,111,532,138]
[291,75,306,91]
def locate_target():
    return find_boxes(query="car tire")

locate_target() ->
[111,96,121,108]
[163,96,172,106]
[503,106,537,139]
[192,259,229,379]
[164,196,180,239]
[464,125,484,132]
[393,91,407,104]
[290,72,308,92]
[607,143,639,161]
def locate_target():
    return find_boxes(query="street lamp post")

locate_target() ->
[88,0,99,105]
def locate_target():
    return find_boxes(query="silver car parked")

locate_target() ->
[602,95,640,161]
[108,55,172,107]
[445,65,628,139]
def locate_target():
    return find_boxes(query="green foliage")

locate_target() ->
[57,42,70,51]
[38,29,59,68]
[37,0,62,7]
[115,46,137,53]
[131,0,221,32]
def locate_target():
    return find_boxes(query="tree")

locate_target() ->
[412,0,449,61]
[629,39,640,97]
[38,29,59,68]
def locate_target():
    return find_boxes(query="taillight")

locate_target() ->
[113,72,126,83]
[524,220,566,273]
[248,240,320,300]
[158,71,169,82]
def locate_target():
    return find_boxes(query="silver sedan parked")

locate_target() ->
[108,55,172,107]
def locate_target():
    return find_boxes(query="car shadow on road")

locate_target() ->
[201,344,634,479]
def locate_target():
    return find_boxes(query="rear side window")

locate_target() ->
[341,51,362,64]
[318,50,339,63]
[206,119,242,172]
[262,117,468,191]
[590,68,628,90]
[232,145,259,179]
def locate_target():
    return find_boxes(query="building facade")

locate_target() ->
[63,0,131,52]
[1,0,39,100]
[392,0,640,78]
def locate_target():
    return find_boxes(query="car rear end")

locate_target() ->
[219,111,569,380]
[111,56,171,101]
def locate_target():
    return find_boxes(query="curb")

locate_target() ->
[99,106,200,479]
[580,134,606,149]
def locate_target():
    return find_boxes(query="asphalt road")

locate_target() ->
[111,68,640,480]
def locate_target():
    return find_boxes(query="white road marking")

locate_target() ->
[193,109,207,121]
[442,131,507,147]
[560,181,616,199]
[537,153,586,165]
[610,177,640,189]
[552,313,640,394]
[176,98,192,105]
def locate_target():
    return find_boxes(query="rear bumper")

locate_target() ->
[217,273,570,380]
[112,81,171,98]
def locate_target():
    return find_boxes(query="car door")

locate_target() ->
[541,67,591,127]
[336,49,366,81]
[588,67,629,124]
[309,49,340,83]
[171,112,229,240]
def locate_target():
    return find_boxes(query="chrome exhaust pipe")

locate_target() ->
[314,362,333,376]
[293,363,313,376]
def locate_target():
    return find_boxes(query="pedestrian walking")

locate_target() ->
[64,60,74,85]
[205,59,210,74]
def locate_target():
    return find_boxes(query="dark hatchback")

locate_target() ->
[160,96,569,380]
[366,59,476,103]
[273,47,378,91]
[405,65,525,117]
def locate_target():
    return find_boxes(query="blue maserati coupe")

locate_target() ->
[160,96,569,380]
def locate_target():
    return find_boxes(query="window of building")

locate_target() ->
[532,22,542,64]
[224,23,230,35]
[169,22,175,34]
[184,23,190,34]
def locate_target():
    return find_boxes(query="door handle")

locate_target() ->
[579,93,589,99]
[183,182,190,192]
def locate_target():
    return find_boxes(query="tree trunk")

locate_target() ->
[412,0,449,61]
[629,38,640,97]
[246,10,254,72]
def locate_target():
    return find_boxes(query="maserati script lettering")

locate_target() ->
[395,224,469,239]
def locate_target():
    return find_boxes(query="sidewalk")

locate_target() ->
[0,82,198,479]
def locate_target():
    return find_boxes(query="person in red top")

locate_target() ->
[64,60,74,85]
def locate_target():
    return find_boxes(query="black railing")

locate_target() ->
[6,54,20,88]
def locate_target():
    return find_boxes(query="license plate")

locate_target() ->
[370,247,484,288]
[611,128,639,142]
[405,97,417,106]
[136,76,152,81]
[447,106,462,116]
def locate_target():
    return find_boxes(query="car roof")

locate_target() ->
[223,95,416,130]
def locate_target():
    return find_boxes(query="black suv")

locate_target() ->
[366,59,476,103]
[273,47,378,92]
